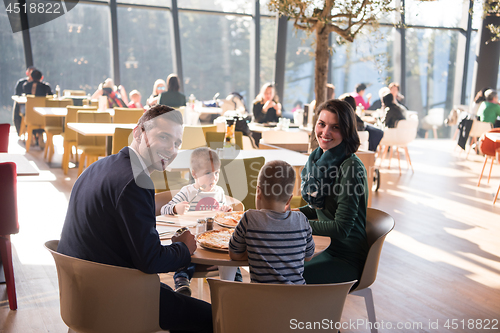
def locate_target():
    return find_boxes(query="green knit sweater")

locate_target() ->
[299,153,369,272]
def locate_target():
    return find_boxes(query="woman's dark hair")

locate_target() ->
[382,92,394,107]
[475,87,492,104]
[315,99,360,155]
[166,74,180,92]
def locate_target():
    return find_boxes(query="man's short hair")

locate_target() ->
[190,147,220,173]
[388,82,400,90]
[31,69,42,82]
[137,104,183,132]
[485,89,498,102]
[355,83,367,93]
[257,160,295,203]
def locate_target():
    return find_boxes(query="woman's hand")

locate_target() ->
[275,102,282,116]
[263,100,276,113]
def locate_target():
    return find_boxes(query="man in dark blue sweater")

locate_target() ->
[58,105,212,332]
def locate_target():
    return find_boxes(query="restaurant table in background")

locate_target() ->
[0,153,40,176]
[67,122,136,156]
[157,211,330,280]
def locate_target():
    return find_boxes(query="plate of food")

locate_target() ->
[213,211,245,228]
[196,229,234,252]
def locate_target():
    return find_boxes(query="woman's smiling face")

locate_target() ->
[315,110,343,152]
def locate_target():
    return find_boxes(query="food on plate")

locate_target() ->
[197,229,234,250]
[214,211,244,227]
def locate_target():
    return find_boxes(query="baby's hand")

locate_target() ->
[219,205,233,212]
[175,201,190,215]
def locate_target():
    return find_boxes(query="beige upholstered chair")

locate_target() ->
[205,131,243,150]
[349,208,395,333]
[44,240,162,333]
[113,107,144,124]
[43,99,73,163]
[180,125,218,150]
[76,111,111,175]
[466,120,492,159]
[207,278,356,333]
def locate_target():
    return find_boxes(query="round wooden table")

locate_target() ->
[158,211,331,280]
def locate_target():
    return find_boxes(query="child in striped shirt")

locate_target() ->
[229,160,315,284]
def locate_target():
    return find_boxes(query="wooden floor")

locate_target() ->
[1,128,500,333]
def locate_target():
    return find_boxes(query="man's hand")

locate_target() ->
[171,230,197,255]
[174,201,190,215]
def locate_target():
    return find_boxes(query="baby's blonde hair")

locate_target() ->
[190,147,220,174]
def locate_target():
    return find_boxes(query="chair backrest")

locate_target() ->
[0,123,10,153]
[208,278,356,333]
[206,131,225,149]
[426,108,445,126]
[478,128,500,156]
[25,95,46,127]
[112,127,134,155]
[358,130,369,150]
[65,106,98,142]
[113,107,144,124]
[469,119,492,137]
[76,111,111,147]
[395,118,418,145]
[352,208,395,292]
[217,156,265,210]
[261,130,309,145]
[63,89,86,96]
[44,240,161,333]
[0,162,19,235]
[180,125,218,150]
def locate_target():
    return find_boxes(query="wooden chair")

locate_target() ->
[466,120,493,159]
[217,156,264,210]
[112,127,134,155]
[349,208,395,333]
[206,131,244,149]
[62,106,98,174]
[207,278,356,333]
[44,240,162,333]
[24,95,46,153]
[43,99,73,163]
[0,162,19,310]
[76,111,111,175]
[113,107,144,124]
[62,89,86,96]
[180,125,218,150]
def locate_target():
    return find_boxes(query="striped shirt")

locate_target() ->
[229,209,315,284]
[161,184,226,215]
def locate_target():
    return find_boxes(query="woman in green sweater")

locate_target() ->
[298,99,369,284]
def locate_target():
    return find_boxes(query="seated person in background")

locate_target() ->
[91,78,128,108]
[382,92,406,128]
[252,82,282,123]
[470,87,491,117]
[477,89,500,126]
[158,74,186,108]
[389,82,406,107]
[291,100,303,113]
[147,79,166,107]
[339,93,384,152]
[12,66,35,135]
[127,89,144,109]
[352,83,371,110]
[162,147,233,296]
[229,160,315,284]
[368,86,391,111]
[23,69,53,96]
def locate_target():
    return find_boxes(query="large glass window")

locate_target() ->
[331,27,394,105]
[405,0,463,28]
[0,11,26,123]
[28,3,111,95]
[283,20,315,112]
[405,28,459,121]
[259,16,276,91]
[179,0,252,15]
[117,7,173,105]
[179,12,251,103]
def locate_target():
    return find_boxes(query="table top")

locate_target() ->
[486,133,500,142]
[67,122,136,136]
[157,211,330,266]
[34,107,114,117]
[0,153,40,176]
[12,95,27,104]
[167,149,309,172]
[194,106,223,115]
[248,122,303,133]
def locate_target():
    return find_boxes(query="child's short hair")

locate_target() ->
[129,89,141,99]
[257,160,295,203]
[190,147,220,173]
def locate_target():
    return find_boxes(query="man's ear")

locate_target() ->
[255,186,262,200]
[133,126,142,143]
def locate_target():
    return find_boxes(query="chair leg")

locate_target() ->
[396,147,401,175]
[487,156,495,183]
[351,288,377,333]
[433,127,438,139]
[0,235,18,310]
[388,146,393,169]
[62,141,70,174]
[477,156,488,186]
[26,126,33,153]
[379,145,389,167]
[78,153,86,176]
[494,184,500,205]
[404,147,414,172]
[43,134,50,159]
